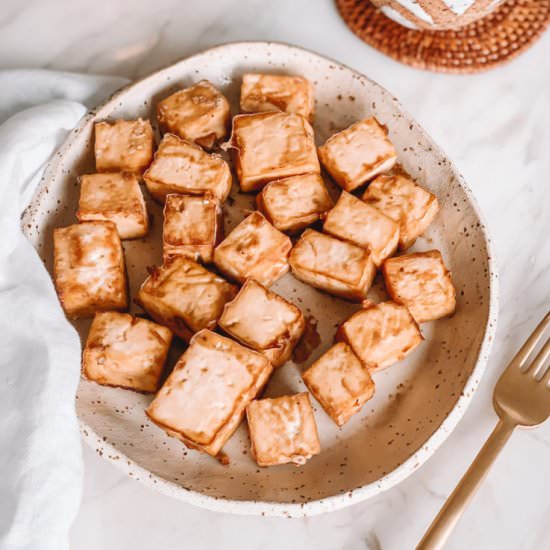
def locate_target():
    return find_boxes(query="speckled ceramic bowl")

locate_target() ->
[22,42,498,517]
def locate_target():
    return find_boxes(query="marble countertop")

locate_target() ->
[2,1,549,548]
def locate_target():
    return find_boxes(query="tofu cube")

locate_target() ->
[82,311,172,393]
[137,257,237,342]
[256,173,333,233]
[318,117,397,192]
[77,172,148,239]
[228,112,320,192]
[289,229,376,301]
[219,279,305,367]
[382,250,456,323]
[246,393,320,467]
[362,173,439,249]
[146,329,273,457]
[162,193,222,263]
[143,133,232,203]
[336,301,423,371]
[53,221,128,319]
[323,191,399,266]
[157,80,230,149]
[302,342,375,427]
[213,211,292,287]
[240,73,315,121]
[94,118,154,173]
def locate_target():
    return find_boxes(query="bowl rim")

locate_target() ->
[24,40,499,517]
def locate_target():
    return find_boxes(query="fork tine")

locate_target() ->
[530,336,550,379]
[513,311,550,371]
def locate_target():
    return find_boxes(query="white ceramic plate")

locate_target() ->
[22,42,498,517]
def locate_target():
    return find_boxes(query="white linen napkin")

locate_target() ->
[0,70,128,550]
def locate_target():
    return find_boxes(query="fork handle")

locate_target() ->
[416,419,516,550]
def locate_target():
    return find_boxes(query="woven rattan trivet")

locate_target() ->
[336,0,550,73]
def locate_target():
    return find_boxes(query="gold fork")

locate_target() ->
[417,310,550,550]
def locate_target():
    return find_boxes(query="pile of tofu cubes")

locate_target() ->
[53,73,455,467]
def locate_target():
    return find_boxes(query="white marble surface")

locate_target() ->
[2,1,550,548]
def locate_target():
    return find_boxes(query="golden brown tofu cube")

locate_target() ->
[323,191,399,266]
[157,80,230,150]
[246,393,320,467]
[318,117,397,192]
[137,257,237,342]
[382,250,456,323]
[228,112,320,192]
[256,173,333,233]
[94,118,154,174]
[336,301,423,371]
[213,211,292,287]
[146,329,273,457]
[362,174,439,250]
[82,311,172,393]
[240,73,315,121]
[143,133,232,203]
[218,279,305,367]
[289,229,376,301]
[162,193,222,263]
[302,342,375,427]
[53,221,128,319]
[76,172,148,239]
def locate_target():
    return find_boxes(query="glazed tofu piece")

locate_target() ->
[289,229,376,301]
[137,257,237,342]
[246,393,320,467]
[318,117,397,192]
[302,342,375,427]
[157,80,230,149]
[240,73,315,121]
[228,111,320,192]
[53,221,128,319]
[76,172,148,239]
[147,330,272,457]
[82,311,173,393]
[94,118,154,173]
[218,279,305,367]
[213,211,292,287]
[362,173,439,250]
[143,133,232,203]
[162,193,222,263]
[323,191,399,266]
[382,250,456,323]
[336,301,423,371]
[256,173,333,233]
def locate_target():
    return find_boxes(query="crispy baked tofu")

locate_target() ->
[157,80,230,150]
[143,133,232,203]
[362,174,439,250]
[240,73,315,121]
[76,172,148,239]
[318,117,397,192]
[302,342,375,427]
[82,311,172,393]
[228,111,320,192]
[246,393,320,467]
[256,173,333,233]
[147,329,273,457]
[288,229,376,301]
[162,193,222,263]
[137,256,237,342]
[218,279,305,367]
[336,301,423,371]
[213,211,292,287]
[323,191,399,266]
[382,250,456,323]
[53,221,128,319]
[94,118,154,173]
